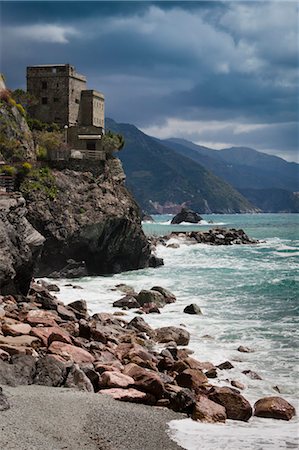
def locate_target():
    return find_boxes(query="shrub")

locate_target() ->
[20,166,58,201]
[102,131,125,152]
[36,145,48,161]
[0,165,16,176]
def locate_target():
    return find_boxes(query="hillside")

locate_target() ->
[106,119,256,214]
[164,139,299,212]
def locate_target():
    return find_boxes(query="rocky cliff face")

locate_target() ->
[0,195,44,295]
[22,161,150,276]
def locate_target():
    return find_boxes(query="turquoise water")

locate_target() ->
[52,213,299,449]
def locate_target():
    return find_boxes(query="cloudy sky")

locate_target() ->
[1,1,298,161]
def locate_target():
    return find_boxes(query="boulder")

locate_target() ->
[57,304,77,321]
[183,304,202,315]
[254,397,296,421]
[192,396,227,423]
[31,326,72,347]
[151,286,176,304]
[113,296,139,309]
[140,302,160,314]
[231,380,246,390]
[166,385,196,413]
[48,341,95,364]
[127,316,155,337]
[208,386,252,421]
[171,208,202,225]
[99,388,155,405]
[64,364,94,392]
[136,290,165,308]
[148,255,164,268]
[217,361,234,370]
[238,345,254,353]
[25,310,59,327]
[176,369,208,393]
[2,322,32,336]
[123,364,164,398]
[242,370,262,380]
[67,300,88,319]
[34,355,68,387]
[0,355,36,386]
[155,326,190,346]
[0,335,40,348]
[0,387,10,411]
[100,371,134,389]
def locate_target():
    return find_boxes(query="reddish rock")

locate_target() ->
[254,397,296,421]
[184,357,215,372]
[208,386,252,421]
[123,363,164,398]
[2,322,32,337]
[0,344,34,356]
[0,335,40,348]
[192,396,227,423]
[67,300,88,319]
[176,369,208,393]
[100,371,134,389]
[99,388,155,405]
[31,326,72,346]
[113,296,139,309]
[48,341,95,364]
[155,326,190,346]
[217,361,234,370]
[231,380,246,390]
[140,302,161,314]
[94,362,123,374]
[26,310,59,327]
[57,304,76,321]
[126,316,155,336]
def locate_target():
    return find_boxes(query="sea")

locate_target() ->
[50,213,299,450]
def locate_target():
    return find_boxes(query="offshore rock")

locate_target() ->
[208,386,252,422]
[0,196,44,296]
[22,169,150,276]
[171,208,202,224]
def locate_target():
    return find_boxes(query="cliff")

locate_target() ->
[0,92,150,279]
[0,195,44,295]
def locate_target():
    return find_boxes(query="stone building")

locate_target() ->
[27,64,107,161]
[26,64,105,129]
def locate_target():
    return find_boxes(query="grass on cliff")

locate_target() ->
[21,166,58,201]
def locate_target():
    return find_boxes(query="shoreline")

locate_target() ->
[1,385,184,450]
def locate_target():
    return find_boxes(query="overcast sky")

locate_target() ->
[1,1,298,162]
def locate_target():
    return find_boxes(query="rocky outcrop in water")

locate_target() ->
[0,195,44,295]
[171,208,202,224]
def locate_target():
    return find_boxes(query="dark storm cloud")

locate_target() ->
[1,1,298,161]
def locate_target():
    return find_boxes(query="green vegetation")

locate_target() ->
[0,165,17,176]
[21,166,58,201]
[27,117,60,132]
[0,133,26,162]
[102,131,125,152]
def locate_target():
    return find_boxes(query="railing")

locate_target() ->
[0,175,14,194]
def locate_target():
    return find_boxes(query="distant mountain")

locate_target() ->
[106,119,256,214]
[164,139,299,212]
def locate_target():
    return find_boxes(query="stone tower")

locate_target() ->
[26,64,104,128]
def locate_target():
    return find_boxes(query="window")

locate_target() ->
[53,97,59,103]
[75,99,80,104]
[52,68,57,74]
[41,81,47,89]
[41,97,48,105]
[86,141,96,151]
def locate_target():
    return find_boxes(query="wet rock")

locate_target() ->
[148,255,164,268]
[183,304,202,315]
[208,386,252,421]
[140,302,161,314]
[176,369,208,393]
[254,396,296,421]
[100,371,134,389]
[136,290,165,308]
[64,363,94,392]
[166,385,196,413]
[34,355,68,387]
[0,387,10,411]
[151,286,176,304]
[192,395,227,423]
[155,326,190,346]
[48,341,95,364]
[217,361,234,370]
[171,208,202,224]
[113,296,139,309]
[99,388,156,405]
[115,284,136,296]
[238,345,254,353]
[242,370,262,380]
[231,380,246,390]
[205,368,217,378]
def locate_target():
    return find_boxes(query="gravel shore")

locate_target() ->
[0,385,185,450]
